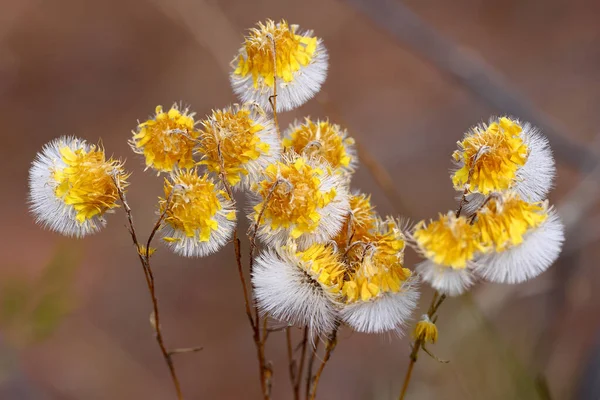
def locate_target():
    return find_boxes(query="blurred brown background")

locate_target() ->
[1,0,600,398]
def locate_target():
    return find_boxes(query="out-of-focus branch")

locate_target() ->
[345,0,599,174]
[317,95,411,215]
[559,134,600,230]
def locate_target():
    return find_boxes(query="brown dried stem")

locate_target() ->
[168,346,204,356]
[214,142,269,399]
[286,328,299,400]
[308,326,339,400]
[112,175,183,400]
[305,340,320,400]
[267,34,281,138]
[398,292,447,400]
[295,328,309,398]
[285,326,309,400]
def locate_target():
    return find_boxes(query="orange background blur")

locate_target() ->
[1,0,600,399]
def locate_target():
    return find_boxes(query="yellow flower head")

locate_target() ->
[252,242,344,335]
[234,19,318,89]
[231,20,328,112]
[29,136,128,237]
[196,104,280,188]
[130,104,200,173]
[413,315,438,344]
[413,212,485,269]
[452,117,529,195]
[342,218,411,304]
[334,192,378,250]
[473,194,563,284]
[251,154,349,246]
[474,192,548,252]
[283,118,357,172]
[294,243,346,295]
[160,169,236,257]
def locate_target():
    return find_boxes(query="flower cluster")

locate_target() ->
[28,19,419,339]
[413,116,564,296]
[27,18,566,398]
[29,136,128,237]
[230,19,328,112]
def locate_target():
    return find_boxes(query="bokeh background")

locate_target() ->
[1,0,600,398]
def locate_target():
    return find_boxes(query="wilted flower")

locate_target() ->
[473,192,564,283]
[160,169,236,257]
[250,154,349,247]
[230,19,328,112]
[413,315,438,344]
[252,243,344,335]
[452,116,555,213]
[29,136,127,237]
[340,218,418,334]
[283,118,357,173]
[413,212,485,296]
[196,104,280,189]
[130,104,199,173]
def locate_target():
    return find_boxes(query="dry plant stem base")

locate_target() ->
[308,327,339,400]
[215,143,270,400]
[286,327,309,400]
[398,292,447,400]
[113,177,183,400]
[296,328,309,398]
[305,340,320,400]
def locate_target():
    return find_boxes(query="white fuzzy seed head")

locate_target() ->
[249,153,350,248]
[283,118,357,174]
[29,136,127,238]
[160,170,236,257]
[451,116,555,202]
[416,259,475,297]
[230,19,328,112]
[473,194,564,284]
[196,103,281,190]
[251,244,343,336]
[340,280,419,335]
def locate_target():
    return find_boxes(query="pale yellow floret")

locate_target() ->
[341,256,411,304]
[368,218,407,267]
[475,192,548,252]
[53,144,127,223]
[293,243,345,294]
[334,193,377,250]
[233,19,318,88]
[197,107,270,187]
[130,105,199,173]
[413,315,438,344]
[452,117,528,194]
[283,118,355,170]
[253,157,336,238]
[413,213,486,269]
[341,218,411,304]
[160,170,235,242]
